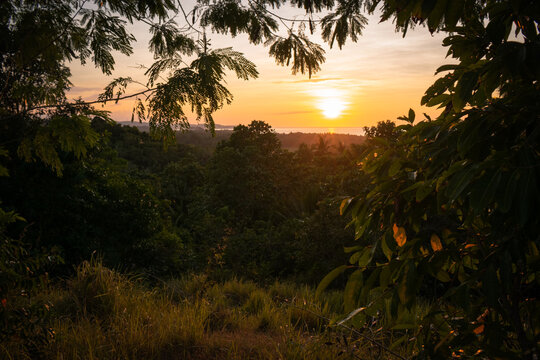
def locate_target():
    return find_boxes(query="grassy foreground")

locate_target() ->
[2,261,389,359]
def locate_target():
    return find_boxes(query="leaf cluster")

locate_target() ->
[321,0,540,357]
[321,0,368,49]
[268,32,325,77]
[199,0,279,44]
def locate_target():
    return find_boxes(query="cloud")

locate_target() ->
[272,110,316,115]
[68,86,103,92]
[272,77,345,84]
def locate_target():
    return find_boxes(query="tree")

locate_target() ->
[209,120,288,223]
[1,0,258,174]
[329,2,540,358]
[363,120,400,142]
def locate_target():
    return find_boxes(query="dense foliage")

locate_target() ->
[0,117,367,356]
[1,116,364,277]
[324,1,540,359]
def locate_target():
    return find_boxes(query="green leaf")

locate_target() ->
[446,165,477,201]
[426,93,451,107]
[416,182,432,202]
[349,251,361,264]
[445,0,464,29]
[453,71,478,111]
[354,216,371,240]
[381,234,394,261]
[408,108,415,124]
[427,0,448,31]
[316,265,348,298]
[344,245,362,253]
[337,306,366,326]
[478,170,502,208]
[398,262,416,305]
[343,270,363,311]
[379,264,392,287]
[359,268,381,304]
[350,246,374,267]
[388,160,402,177]
[435,269,451,282]
[401,181,424,194]
[435,63,458,74]
[500,170,519,213]
[340,198,352,215]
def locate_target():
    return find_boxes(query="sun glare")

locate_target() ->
[313,88,348,119]
[320,98,346,118]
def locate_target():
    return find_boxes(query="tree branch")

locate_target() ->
[26,0,89,67]
[177,0,203,35]
[24,88,157,113]
[249,0,323,23]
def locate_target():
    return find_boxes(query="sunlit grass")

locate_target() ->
[0,263,331,359]
[1,260,413,359]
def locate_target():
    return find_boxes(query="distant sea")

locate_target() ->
[117,121,365,136]
[214,125,365,136]
[274,127,364,136]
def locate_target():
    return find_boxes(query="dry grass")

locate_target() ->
[2,260,378,360]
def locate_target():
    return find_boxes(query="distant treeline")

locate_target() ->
[1,118,370,284]
[277,132,365,151]
[117,121,365,152]
[174,128,365,152]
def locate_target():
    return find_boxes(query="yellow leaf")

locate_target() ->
[473,324,485,334]
[393,224,407,246]
[431,234,443,251]
[340,198,350,215]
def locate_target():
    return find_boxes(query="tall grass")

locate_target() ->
[3,260,374,359]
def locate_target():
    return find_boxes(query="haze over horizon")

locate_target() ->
[68,5,450,129]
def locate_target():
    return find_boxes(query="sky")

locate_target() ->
[68,4,452,129]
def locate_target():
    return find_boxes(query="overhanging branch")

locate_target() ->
[24,87,157,113]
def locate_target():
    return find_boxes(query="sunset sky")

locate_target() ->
[68,6,451,129]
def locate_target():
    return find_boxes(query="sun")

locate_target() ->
[313,88,348,119]
[319,98,346,118]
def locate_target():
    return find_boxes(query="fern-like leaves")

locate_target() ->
[321,0,367,49]
[268,33,325,78]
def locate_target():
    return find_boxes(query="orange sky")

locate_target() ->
[68,7,451,129]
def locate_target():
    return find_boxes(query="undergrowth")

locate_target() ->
[1,260,386,359]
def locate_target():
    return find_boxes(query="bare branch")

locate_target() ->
[177,0,203,34]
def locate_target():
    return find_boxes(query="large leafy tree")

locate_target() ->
[210,120,288,222]
[325,1,539,359]
[0,0,258,174]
